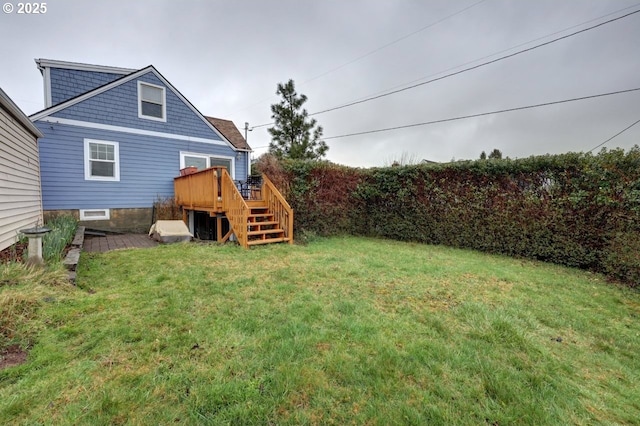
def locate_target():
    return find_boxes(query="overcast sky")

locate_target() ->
[1,0,639,166]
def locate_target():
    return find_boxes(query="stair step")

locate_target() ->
[246,200,267,208]
[247,237,291,246]
[249,213,274,219]
[247,221,279,228]
[247,228,284,236]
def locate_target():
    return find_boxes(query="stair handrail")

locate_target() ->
[220,168,250,248]
[261,174,294,245]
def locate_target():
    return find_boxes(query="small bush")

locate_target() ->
[254,153,290,197]
[153,196,182,221]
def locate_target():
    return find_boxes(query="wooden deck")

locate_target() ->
[174,167,224,214]
[174,167,293,248]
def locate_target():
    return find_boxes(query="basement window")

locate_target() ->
[138,81,166,121]
[79,209,110,221]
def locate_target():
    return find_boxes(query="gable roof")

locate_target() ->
[30,63,245,151]
[205,117,251,150]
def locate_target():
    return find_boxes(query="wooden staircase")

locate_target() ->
[246,201,291,246]
[174,167,293,248]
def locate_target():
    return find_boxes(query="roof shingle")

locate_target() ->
[205,116,251,150]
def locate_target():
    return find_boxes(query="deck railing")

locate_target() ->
[262,174,294,245]
[174,167,293,247]
[173,167,223,213]
[220,168,250,248]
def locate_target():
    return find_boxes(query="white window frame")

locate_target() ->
[137,81,166,122]
[79,209,110,221]
[180,151,235,179]
[84,139,120,181]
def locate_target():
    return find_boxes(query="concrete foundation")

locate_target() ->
[44,208,154,233]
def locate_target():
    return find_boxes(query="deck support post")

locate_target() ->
[216,216,223,242]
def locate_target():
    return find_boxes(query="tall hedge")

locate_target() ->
[256,147,640,286]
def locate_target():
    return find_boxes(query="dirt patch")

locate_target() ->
[315,342,331,352]
[0,344,28,369]
[1,240,72,265]
[0,242,27,264]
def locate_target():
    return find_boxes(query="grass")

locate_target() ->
[0,263,71,349]
[1,236,639,424]
[0,215,77,349]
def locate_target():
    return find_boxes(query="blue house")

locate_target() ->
[30,59,292,246]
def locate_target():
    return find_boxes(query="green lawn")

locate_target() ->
[1,236,639,425]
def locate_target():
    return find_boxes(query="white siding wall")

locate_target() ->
[0,106,43,252]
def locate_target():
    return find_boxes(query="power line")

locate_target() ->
[311,9,640,117]
[228,0,487,116]
[323,87,640,140]
[588,117,640,152]
[299,0,488,86]
[249,7,640,130]
[251,121,274,129]
[335,3,640,107]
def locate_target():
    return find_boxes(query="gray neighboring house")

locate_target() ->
[0,87,44,252]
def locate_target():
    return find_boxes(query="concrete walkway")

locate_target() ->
[83,234,159,253]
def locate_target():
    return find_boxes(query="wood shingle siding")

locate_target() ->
[51,72,223,141]
[0,88,43,252]
[49,68,126,106]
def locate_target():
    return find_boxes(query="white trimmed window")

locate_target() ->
[138,81,166,122]
[180,152,234,178]
[84,139,120,181]
[79,209,110,221]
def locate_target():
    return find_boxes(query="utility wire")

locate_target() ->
[300,0,487,86]
[229,0,487,116]
[250,8,640,129]
[323,87,640,140]
[312,9,640,117]
[588,117,640,152]
[340,3,640,105]
[251,122,274,129]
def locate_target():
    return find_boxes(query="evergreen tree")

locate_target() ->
[480,151,487,160]
[488,148,503,159]
[268,79,328,160]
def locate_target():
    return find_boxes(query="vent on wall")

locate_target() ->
[79,209,110,221]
